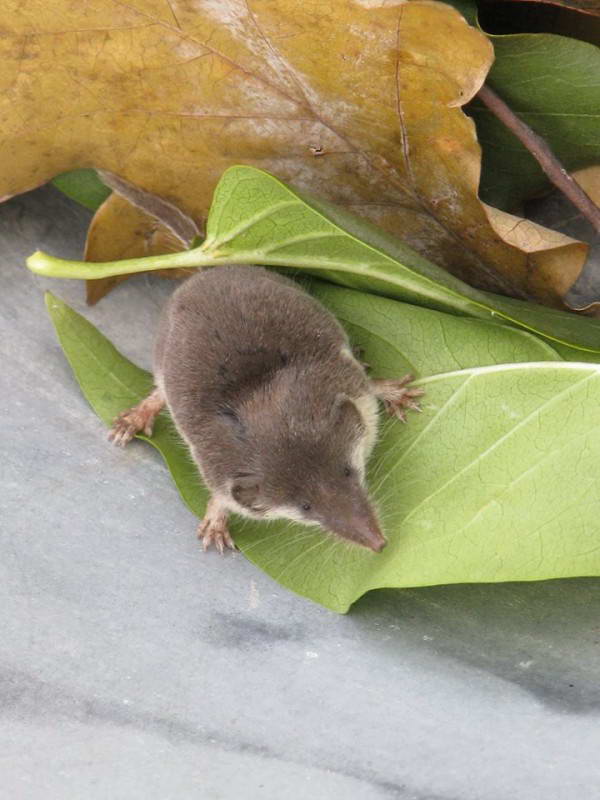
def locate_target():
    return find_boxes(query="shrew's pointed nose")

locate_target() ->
[322,489,387,552]
[355,517,387,552]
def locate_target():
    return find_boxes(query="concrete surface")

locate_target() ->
[2,186,600,800]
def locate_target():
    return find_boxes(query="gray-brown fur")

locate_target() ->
[111,266,423,553]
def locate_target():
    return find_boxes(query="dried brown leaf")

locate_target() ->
[97,170,201,245]
[84,193,195,304]
[0,0,590,304]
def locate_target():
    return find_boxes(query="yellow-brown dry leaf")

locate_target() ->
[84,193,194,304]
[572,166,600,203]
[0,0,588,304]
[483,205,588,303]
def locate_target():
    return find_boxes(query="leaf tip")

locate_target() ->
[222,164,278,184]
[44,290,65,319]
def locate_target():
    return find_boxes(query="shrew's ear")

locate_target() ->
[231,473,261,510]
[333,394,365,432]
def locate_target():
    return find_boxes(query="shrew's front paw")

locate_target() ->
[108,388,165,446]
[197,496,236,555]
[108,408,152,446]
[371,375,425,423]
[197,517,236,554]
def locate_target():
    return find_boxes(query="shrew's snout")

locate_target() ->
[320,487,387,553]
[365,525,387,552]
[352,516,387,552]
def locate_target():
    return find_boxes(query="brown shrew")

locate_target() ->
[109,267,423,553]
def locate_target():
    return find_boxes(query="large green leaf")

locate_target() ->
[46,285,600,612]
[29,166,600,353]
[238,360,600,612]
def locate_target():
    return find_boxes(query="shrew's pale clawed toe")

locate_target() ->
[198,519,236,554]
[109,411,144,446]
[108,388,165,446]
[371,376,425,422]
[197,497,236,554]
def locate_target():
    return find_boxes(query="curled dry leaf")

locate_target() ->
[97,170,201,244]
[84,193,196,304]
[562,166,600,313]
[483,204,588,303]
[1,0,590,304]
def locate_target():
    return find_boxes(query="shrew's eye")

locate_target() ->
[343,466,352,477]
[301,502,312,512]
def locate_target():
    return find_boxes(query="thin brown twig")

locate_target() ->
[476,83,600,234]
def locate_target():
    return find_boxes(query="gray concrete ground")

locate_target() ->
[2,186,600,800]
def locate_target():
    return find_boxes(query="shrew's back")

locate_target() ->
[154,266,349,412]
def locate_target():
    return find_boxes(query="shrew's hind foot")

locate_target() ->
[109,387,165,447]
[197,496,236,555]
[371,375,425,423]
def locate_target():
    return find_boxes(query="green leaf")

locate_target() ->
[446,0,600,210]
[202,167,600,353]
[51,169,111,212]
[473,33,600,210]
[552,343,600,364]
[237,358,600,612]
[28,166,600,354]
[309,281,560,377]
[46,285,600,613]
